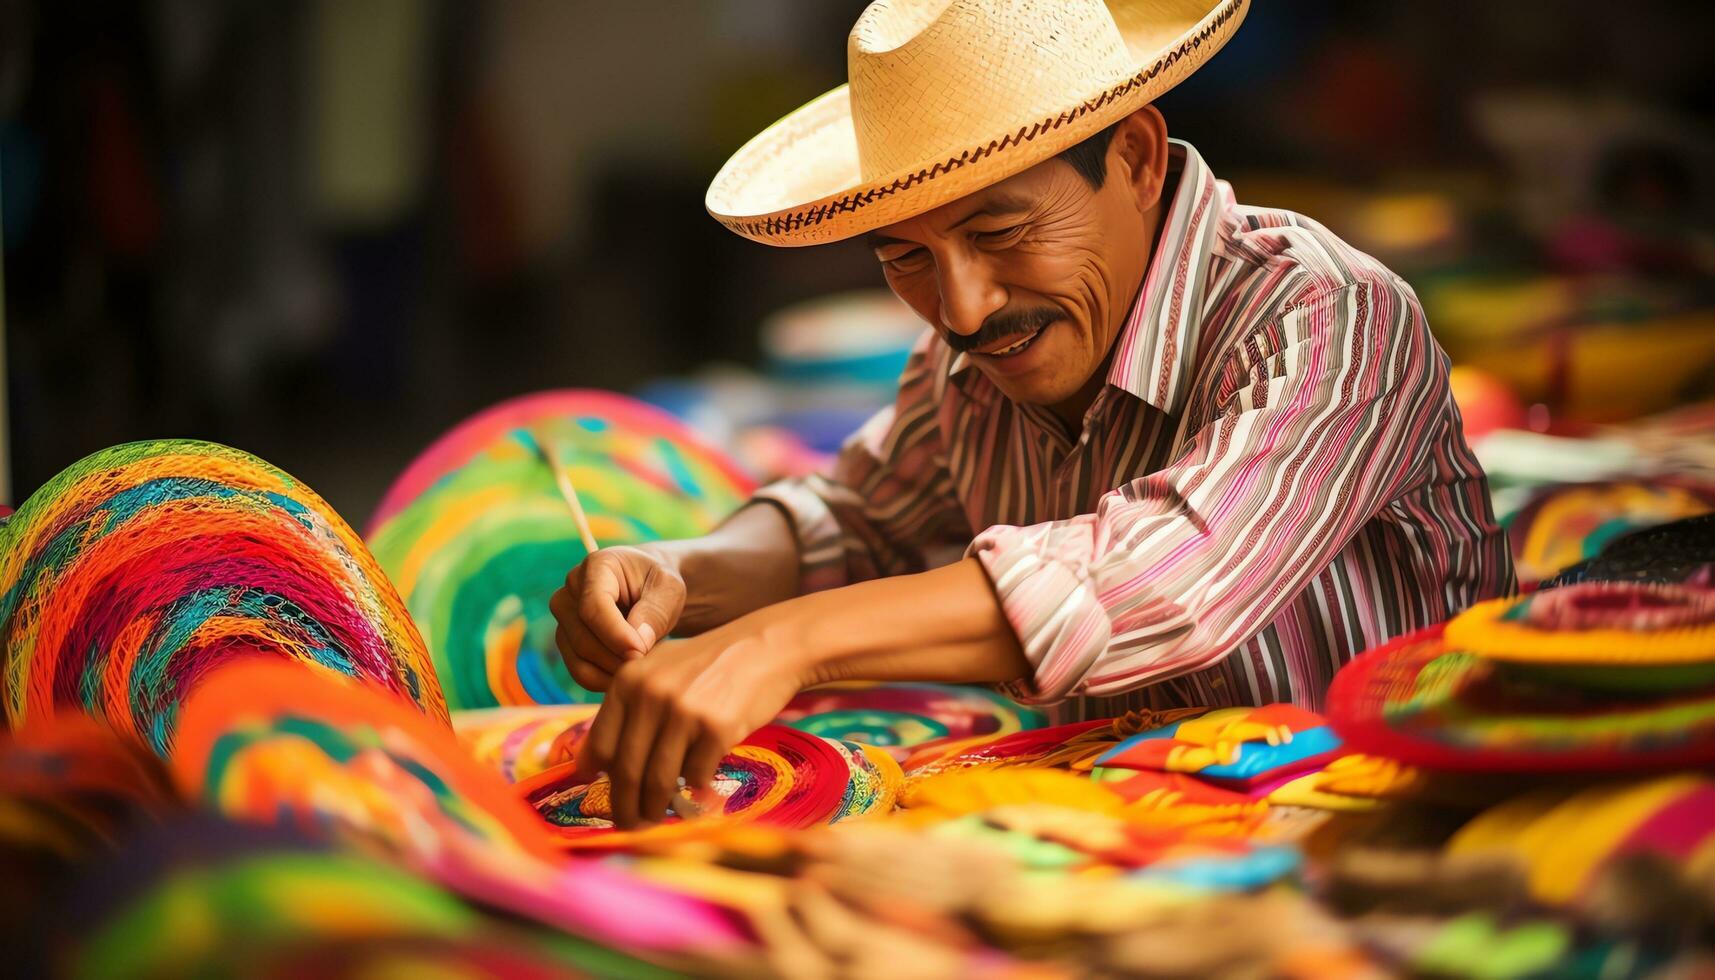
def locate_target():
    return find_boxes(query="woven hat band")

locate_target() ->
[848,0,1134,180]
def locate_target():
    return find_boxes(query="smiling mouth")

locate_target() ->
[977,326,1047,358]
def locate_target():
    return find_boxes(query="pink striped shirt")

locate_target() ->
[755,141,1515,721]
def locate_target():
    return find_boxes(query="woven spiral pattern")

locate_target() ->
[520,724,869,838]
[1327,626,1715,772]
[0,440,445,755]
[367,392,753,711]
[776,682,1046,757]
[1445,582,1715,665]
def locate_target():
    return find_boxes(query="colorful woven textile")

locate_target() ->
[1448,776,1715,906]
[63,820,672,980]
[1093,705,1343,789]
[171,660,558,863]
[366,392,753,710]
[776,682,1045,756]
[1505,479,1715,583]
[520,725,866,837]
[1327,626,1715,772]
[0,440,445,754]
[1445,582,1715,668]
[1549,513,1715,587]
[453,705,599,784]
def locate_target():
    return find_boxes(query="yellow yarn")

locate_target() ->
[902,768,1123,817]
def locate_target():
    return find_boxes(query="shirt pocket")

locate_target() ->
[1213,329,1295,414]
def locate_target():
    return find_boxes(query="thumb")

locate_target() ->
[624,564,685,655]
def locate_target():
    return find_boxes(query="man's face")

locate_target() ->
[867,152,1154,410]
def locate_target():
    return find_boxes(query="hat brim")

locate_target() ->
[706,0,1248,247]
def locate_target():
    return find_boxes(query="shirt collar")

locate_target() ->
[948,139,1225,419]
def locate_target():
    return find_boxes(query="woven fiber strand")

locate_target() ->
[366,392,753,711]
[1326,626,1715,772]
[0,441,445,754]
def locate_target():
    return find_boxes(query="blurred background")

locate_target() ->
[3,0,1714,519]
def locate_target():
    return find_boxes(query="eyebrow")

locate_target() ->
[864,192,1036,251]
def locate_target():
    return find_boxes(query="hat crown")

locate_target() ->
[847,0,1135,180]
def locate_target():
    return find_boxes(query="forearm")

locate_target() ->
[644,502,801,633]
[760,557,1030,688]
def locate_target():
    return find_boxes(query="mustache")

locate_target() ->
[943,306,1065,354]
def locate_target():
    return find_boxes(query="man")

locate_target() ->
[550,0,1513,828]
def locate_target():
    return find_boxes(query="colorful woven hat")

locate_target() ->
[705,0,1248,246]
[0,440,445,754]
[366,392,753,711]
[1326,626,1715,772]
[1505,479,1715,583]
[1445,583,1715,679]
[1550,514,1715,587]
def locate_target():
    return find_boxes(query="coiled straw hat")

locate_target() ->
[706,0,1249,247]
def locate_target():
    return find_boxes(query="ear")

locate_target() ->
[1108,105,1170,215]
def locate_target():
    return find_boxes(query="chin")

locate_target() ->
[988,372,1084,407]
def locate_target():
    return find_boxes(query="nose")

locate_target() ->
[935,254,1007,340]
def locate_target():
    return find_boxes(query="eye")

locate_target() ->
[879,248,929,272]
[975,225,1025,246]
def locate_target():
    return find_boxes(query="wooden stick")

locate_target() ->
[532,424,600,555]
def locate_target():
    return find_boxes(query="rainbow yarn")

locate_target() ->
[0,441,445,754]
[366,392,753,710]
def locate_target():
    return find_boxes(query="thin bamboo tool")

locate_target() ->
[531,423,599,555]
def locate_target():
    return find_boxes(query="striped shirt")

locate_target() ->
[755,140,1515,721]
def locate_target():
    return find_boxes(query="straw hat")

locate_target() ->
[706,0,1249,247]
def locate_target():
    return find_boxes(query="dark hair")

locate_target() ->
[1056,123,1119,189]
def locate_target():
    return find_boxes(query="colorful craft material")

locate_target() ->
[900,707,1208,785]
[776,681,1046,756]
[0,440,445,754]
[1447,776,1715,907]
[1327,626,1715,772]
[1505,479,1715,583]
[366,391,754,710]
[520,724,861,837]
[1444,582,1715,689]
[1551,513,1715,587]
[1093,704,1344,789]
[171,661,751,957]
[903,767,1125,818]
[452,704,600,784]
[173,660,558,862]
[63,819,677,980]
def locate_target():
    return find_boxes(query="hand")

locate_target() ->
[575,618,809,828]
[549,545,687,693]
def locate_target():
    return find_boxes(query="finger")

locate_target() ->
[558,621,625,674]
[639,710,694,824]
[564,657,614,693]
[574,696,625,782]
[624,565,686,654]
[578,554,646,659]
[608,687,663,829]
[682,727,730,793]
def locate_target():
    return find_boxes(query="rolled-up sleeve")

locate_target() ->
[973,280,1445,704]
[752,332,972,595]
